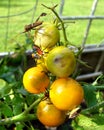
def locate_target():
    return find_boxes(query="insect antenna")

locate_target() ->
[36,12,47,22]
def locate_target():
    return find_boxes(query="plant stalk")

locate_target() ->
[0,95,44,125]
[81,101,104,114]
[0,114,36,125]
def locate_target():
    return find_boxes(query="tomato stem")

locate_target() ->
[81,101,104,114]
[76,58,92,69]
[0,114,36,125]
[0,95,44,125]
[23,95,44,114]
[94,85,104,90]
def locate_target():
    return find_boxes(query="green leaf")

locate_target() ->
[0,79,11,96]
[1,103,13,117]
[0,79,7,87]
[72,114,104,130]
[0,126,6,130]
[0,66,17,83]
[17,87,29,95]
[25,94,39,106]
[15,123,24,130]
[13,104,23,115]
[82,84,98,107]
[12,94,24,105]
[12,94,24,115]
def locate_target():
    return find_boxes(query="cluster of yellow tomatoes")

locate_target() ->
[23,21,84,127]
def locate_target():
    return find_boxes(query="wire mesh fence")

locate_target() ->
[0,0,39,51]
[0,0,104,51]
[0,0,104,80]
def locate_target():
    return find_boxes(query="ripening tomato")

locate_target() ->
[37,98,66,127]
[49,78,84,111]
[23,67,50,94]
[34,22,60,51]
[46,46,76,77]
[36,57,48,73]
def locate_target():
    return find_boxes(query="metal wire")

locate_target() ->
[30,0,39,23]
[0,0,104,80]
[59,0,65,16]
[0,2,38,19]
[82,0,99,48]
[60,15,104,20]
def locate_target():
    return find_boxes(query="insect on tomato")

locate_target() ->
[23,13,47,33]
[33,45,44,55]
[32,44,44,59]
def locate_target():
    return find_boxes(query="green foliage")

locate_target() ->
[72,114,104,130]
[0,103,13,117]
[0,126,6,130]
[1,53,104,129]
[0,79,10,96]
[82,83,98,108]
[0,54,39,129]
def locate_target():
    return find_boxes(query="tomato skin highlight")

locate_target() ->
[37,98,66,127]
[49,78,84,111]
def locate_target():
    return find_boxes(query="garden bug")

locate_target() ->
[10,13,47,44]
[23,13,47,33]
[32,44,44,59]
[23,13,47,59]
